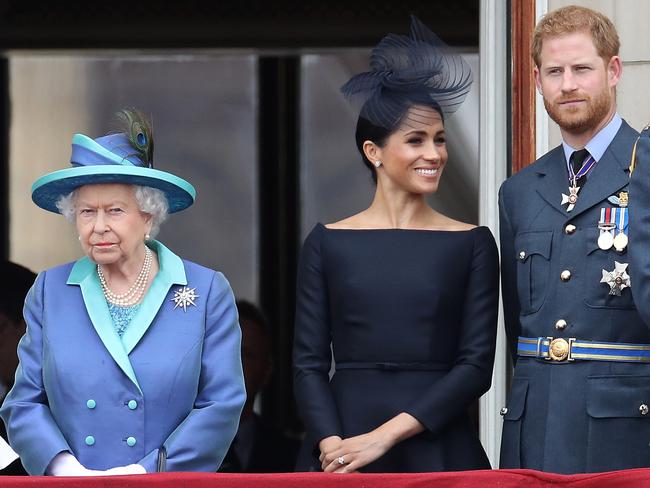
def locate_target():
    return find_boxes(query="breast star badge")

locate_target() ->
[600,261,631,296]
[171,286,199,312]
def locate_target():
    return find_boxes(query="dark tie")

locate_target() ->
[570,148,590,188]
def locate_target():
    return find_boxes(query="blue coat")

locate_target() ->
[0,241,245,475]
[498,121,650,473]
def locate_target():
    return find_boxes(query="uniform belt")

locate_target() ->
[335,361,450,371]
[518,336,650,363]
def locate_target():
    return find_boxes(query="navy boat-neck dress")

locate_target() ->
[293,223,499,472]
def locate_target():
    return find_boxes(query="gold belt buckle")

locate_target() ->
[546,337,575,361]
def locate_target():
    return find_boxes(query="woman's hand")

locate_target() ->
[104,464,147,475]
[46,452,104,476]
[322,430,392,473]
[318,435,342,469]
[321,413,424,473]
[46,452,146,476]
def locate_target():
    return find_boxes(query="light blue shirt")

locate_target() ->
[562,113,623,175]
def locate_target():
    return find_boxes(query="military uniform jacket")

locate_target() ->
[498,121,650,474]
[0,241,246,475]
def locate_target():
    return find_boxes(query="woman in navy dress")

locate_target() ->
[293,17,499,473]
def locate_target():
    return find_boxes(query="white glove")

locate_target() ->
[47,452,146,476]
[0,436,19,470]
[46,452,104,476]
[104,464,147,475]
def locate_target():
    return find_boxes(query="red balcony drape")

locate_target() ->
[3,468,650,487]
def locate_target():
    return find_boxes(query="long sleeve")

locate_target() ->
[406,228,499,434]
[0,272,71,475]
[499,185,522,359]
[293,226,342,444]
[138,272,246,472]
[629,127,650,329]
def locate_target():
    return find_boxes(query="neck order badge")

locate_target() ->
[562,150,596,212]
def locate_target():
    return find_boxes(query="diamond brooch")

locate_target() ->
[171,286,199,312]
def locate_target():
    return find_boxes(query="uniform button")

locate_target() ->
[126,436,137,447]
[560,270,572,281]
[518,251,526,260]
[499,407,508,416]
[127,400,138,410]
[640,404,649,416]
[555,319,567,331]
[564,224,576,234]
[86,399,96,409]
[85,435,95,446]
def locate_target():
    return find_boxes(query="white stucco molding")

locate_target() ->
[478,0,508,467]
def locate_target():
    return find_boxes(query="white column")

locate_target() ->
[478,0,508,467]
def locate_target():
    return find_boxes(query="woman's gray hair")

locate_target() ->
[55,185,169,238]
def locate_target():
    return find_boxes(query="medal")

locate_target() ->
[597,207,616,250]
[598,231,614,250]
[562,153,596,212]
[561,185,581,212]
[614,233,628,252]
[601,261,631,296]
[613,207,629,253]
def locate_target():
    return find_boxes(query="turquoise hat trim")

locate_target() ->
[32,165,196,214]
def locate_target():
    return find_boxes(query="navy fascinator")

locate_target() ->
[341,16,473,130]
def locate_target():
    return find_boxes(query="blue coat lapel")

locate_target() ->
[67,258,142,392]
[535,121,637,219]
[122,241,187,354]
[535,145,571,216]
[66,241,188,392]
[570,122,636,216]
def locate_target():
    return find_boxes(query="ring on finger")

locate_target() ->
[337,456,345,465]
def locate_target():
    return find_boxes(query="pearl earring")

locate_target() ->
[374,160,382,168]
[145,234,151,241]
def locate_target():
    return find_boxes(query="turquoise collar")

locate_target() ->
[67,240,187,391]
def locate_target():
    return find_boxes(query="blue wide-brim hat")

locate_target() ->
[32,133,196,213]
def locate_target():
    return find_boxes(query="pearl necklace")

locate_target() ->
[97,247,152,306]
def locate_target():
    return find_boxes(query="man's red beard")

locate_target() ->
[544,87,612,134]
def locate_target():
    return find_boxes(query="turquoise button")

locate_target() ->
[85,436,95,446]
[128,400,138,410]
[126,436,136,447]
[86,399,96,409]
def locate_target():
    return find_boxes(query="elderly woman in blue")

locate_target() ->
[0,110,246,476]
